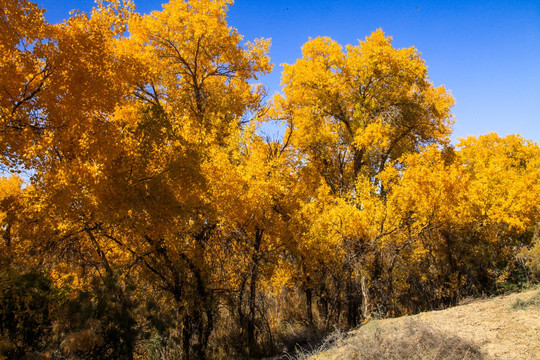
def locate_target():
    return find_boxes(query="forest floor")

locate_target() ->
[297,287,540,360]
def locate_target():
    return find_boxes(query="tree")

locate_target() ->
[376,134,540,310]
[1,0,272,358]
[274,29,454,324]
[275,30,454,191]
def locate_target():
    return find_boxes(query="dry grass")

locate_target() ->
[293,321,485,360]
[511,290,540,310]
[291,288,540,360]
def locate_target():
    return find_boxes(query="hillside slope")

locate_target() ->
[304,289,540,360]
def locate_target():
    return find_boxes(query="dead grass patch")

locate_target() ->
[294,320,486,360]
[511,290,540,310]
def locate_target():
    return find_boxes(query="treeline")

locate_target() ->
[0,0,539,359]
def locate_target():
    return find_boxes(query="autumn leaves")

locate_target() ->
[0,0,539,359]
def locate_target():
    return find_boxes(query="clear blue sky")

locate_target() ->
[37,0,540,144]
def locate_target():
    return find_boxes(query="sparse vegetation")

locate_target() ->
[511,290,540,310]
[294,289,540,360]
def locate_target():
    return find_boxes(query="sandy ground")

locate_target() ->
[412,289,540,359]
[373,289,540,360]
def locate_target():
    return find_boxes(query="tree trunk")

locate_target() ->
[247,227,264,357]
[306,287,313,324]
[361,274,370,320]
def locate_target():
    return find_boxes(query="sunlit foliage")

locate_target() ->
[0,0,538,359]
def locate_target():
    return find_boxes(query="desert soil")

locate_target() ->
[371,288,540,359]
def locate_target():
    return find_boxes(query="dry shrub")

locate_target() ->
[295,320,486,360]
[139,334,183,360]
[278,322,331,355]
[289,327,345,360]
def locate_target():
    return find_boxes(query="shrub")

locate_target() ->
[518,239,540,283]
[0,269,60,359]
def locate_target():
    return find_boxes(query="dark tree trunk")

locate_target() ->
[247,227,264,357]
[306,287,313,324]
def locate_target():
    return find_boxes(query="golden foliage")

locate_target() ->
[0,1,538,358]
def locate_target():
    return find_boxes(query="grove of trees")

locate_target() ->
[1,0,539,359]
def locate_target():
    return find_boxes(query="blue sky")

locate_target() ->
[37,0,540,144]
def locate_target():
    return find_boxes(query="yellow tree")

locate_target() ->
[274,30,454,325]
[453,134,539,291]
[0,176,24,266]
[381,134,540,311]
[104,1,271,357]
[0,0,136,283]
[200,130,301,356]
[275,30,454,191]
[1,0,272,358]
[1,0,50,168]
